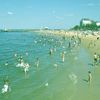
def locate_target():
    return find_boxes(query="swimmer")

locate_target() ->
[16,61,24,68]
[14,53,17,57]
[2,78,9,94]
[5,62,8,66]
[2,82,9,93]
[19,55,23,64]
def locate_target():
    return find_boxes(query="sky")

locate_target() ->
[0,0,100,29]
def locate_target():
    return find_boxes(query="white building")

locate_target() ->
[96,22,100,26]
[80,19,92,26]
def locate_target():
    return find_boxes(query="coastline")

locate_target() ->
[0,30,100,100]
[0,29,100,56]
[34,29,100,57]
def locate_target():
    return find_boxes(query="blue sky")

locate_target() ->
[0,0,100,29]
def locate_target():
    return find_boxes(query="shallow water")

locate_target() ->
[0,31,100,100]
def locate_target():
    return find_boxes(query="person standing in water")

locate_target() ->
[49,48,53,55]
[2,77,9,93]
[68,41,71,48]
[61,51,65,62]
[36,58,39,68]
[98,55,100,64]
[88,71,92,85]
[19,55,23,64]
[93,52,98,65]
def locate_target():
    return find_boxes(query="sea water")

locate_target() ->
[0,31,99,100]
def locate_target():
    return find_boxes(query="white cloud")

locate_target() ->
[7,11,13,15]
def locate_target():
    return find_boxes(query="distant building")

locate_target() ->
[71,18,100,31]
[80,18,93,26]
[96,22,100,27]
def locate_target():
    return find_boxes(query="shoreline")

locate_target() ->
[34,30,100,58]
[0,29,100,56]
